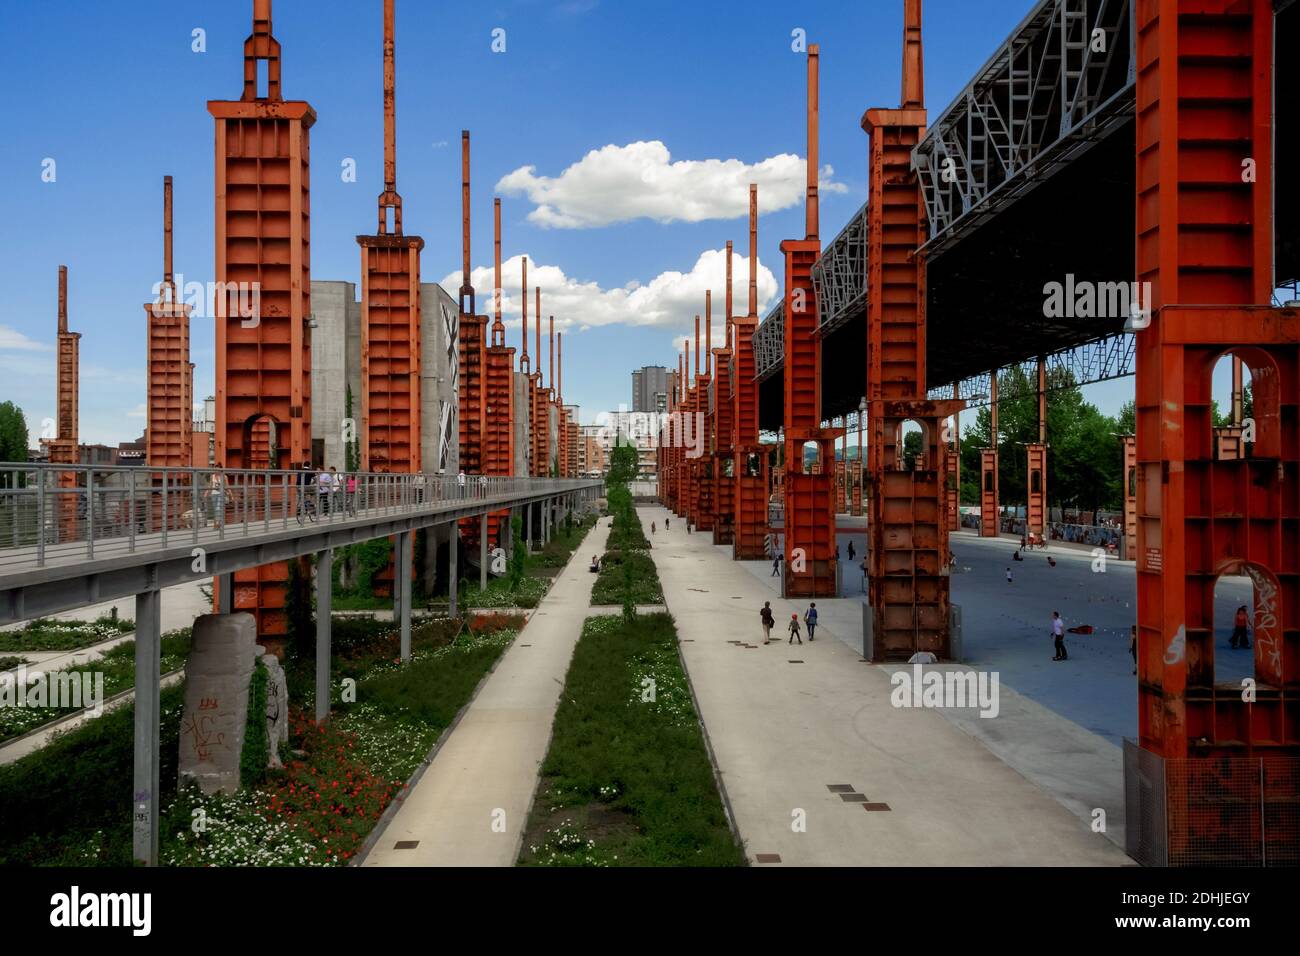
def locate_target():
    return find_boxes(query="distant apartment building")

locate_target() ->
[631,365,677,414]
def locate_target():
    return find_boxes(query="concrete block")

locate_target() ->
[178,612,259,795]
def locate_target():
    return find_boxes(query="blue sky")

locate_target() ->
[0,0,1137,446]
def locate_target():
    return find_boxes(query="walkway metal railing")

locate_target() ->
[0,463,596,572]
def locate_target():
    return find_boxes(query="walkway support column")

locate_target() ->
[448,523,458,618]
[979,372,999,538]
[217,571,235,613]
[480,513,488,590]
[1025,355,1047,538]
[315,548,332,723]
[397,531,412,661]
[132,588,161,866]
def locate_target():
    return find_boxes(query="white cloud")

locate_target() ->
[441,246,777,335]
[496,141,847,228]
[0,325,51,352]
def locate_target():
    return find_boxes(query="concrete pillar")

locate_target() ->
[397,531,412,661]
[480,513,488,590]
[132,588,161,866]
[448,524,459,618]
[216,571,234,614]
[315,549,332,724]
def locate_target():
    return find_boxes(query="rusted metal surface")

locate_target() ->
[732,185,768,559]
[1121,434,1136,558]
[208,0,315,644]
[979,448,998,537]
[146,177,195,537]
[1025,443,1046,536]
[782,45,839,598]
[1133,0,1299,865]
[861,0,962,658]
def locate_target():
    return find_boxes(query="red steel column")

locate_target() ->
[1134,0,1299,811]
[980,372,1000,537]
[1120,434,1136,560]
[208,0,315,645]
[458,131,487,479]
[732,185,768,559]
[782,46,839,597]
[863,0,962,657]
[50,266,80,541]
[713,246,736,545]
[146,177,193,473]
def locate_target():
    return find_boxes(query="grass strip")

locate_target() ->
[518,612,744,867]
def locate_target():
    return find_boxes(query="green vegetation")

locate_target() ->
[0,401,28,470]
[592,439,661,606]
[0,614,134,653]
[240,659,269,790]
[959,366,1128,513]
[0,613,522,867]
[0,629,191,744]
[0,656,26,671]
[592,550,663,606]
[519,614,743,867]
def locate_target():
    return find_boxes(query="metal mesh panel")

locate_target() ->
[1124,740,1300,867]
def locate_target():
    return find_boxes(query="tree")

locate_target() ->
[0,401,29,464]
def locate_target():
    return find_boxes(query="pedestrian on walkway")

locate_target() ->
[665,517,670,531]
[651,521,656,534]
[788,613,803,645]
[772,552,782,577]
[1230,605,1251,649]
[457,470,467,498]
[847,540,856,562]
[804,602,818,641]
[760,601,774,644]
[1130,624,1138,674]
[1052,611,1068,661]
[1006,567,1014,583]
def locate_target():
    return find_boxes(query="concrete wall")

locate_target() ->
[310,280,362,470]
[419,283,459,476]
[313,279,460,476]
[513,371,530,476]
[548,404,560,476]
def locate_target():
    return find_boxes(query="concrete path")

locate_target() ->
[643,505,1127,867]
[363,518,612,867]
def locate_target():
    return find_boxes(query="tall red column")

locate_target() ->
[146,176,193,477]
[732,185,768,559]
[782,46,840,597]
[1133,0,1299,863]
[862,0,962,658]
[208,0,315,645]
[458,131,487,479]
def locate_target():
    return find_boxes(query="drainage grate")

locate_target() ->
[862,803,892,812]
[839,793,867,802]
[755,853,782,864]
[826,784,855,793]
[394,840,419,849]
[788,660,804,664]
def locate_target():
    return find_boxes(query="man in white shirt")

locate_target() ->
[1052,611,1067,661]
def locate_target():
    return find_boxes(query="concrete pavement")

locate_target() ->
[362,518,611,867]
[644,505,1128,866]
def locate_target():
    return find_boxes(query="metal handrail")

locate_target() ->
[0,462,599,572]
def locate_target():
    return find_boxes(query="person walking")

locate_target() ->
[345,472,358,515]
[804,602,819,641]
[847,540,856,562]
[787,613,803,645]
[316,465,333,515]
[1230,605,1251,649]
[1006,567,1014,583]
[457,469,467,498]
[208,467,227,530]
[329,466,343,514]
[665,517,670,531]
[1130,624,1138,675]
[772,552,782,577]
[296,460,316,522]
[651,521,656,534]
[760,601,774,644]
[1052,611,1067,661]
